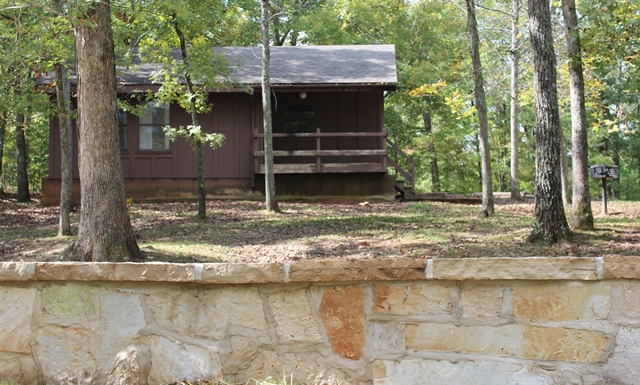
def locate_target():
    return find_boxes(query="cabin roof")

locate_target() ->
[119,44,397,89]
[216,44,398,86]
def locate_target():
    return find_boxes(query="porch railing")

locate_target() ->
[253,128,387,174]
[386,138,415,197]
[252,128,416,197]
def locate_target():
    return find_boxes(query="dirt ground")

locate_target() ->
[2,195,640,263]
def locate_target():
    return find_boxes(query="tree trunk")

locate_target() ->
[422,111,440,192]
[55,63,74,236]
[0,113,5,195]
[262,0,280,213]
[560,132,571,205]
[465,0,494,216]
[15,112,30,202]
[527,0,570,242]
[65,0,142,261]
[510,0,521,200]
[173,12,206,219]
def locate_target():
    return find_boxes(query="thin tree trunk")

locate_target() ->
[65,0,142,261]
[55,63,73,235]
[422,111,440,192]
[15,112,30,202]
[262,0,280,213]
[527,0,570,242]
[562,0,593,229]
[173,12,206,219]
[465,0,494,216]
[510,0,521,200]
[0,113,5,195]
[559,131,571,205]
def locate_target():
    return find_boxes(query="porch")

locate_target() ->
[253,129,415,198]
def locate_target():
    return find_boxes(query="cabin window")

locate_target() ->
[117,109,128,151]
[284,105,315,134]
[139,102,170,151]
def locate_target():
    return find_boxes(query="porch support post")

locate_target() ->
[316,128,321,172]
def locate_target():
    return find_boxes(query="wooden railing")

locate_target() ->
[253,129,387,174]
[252,128,416,197]
[386,138,416,197]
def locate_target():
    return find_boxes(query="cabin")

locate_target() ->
[41,44,415,205]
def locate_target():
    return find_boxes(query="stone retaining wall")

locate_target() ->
[1,257,639,385]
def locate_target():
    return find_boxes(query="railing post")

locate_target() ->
[316,128,321,172]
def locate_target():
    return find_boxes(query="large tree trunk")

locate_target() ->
[422,111,440,192]
[15,112,30,202]
[0,113,5,195]
[465,0,494,216]
[510,0,521,200]
[66,0,142,261]
[173,13,207,219]
[527,0,570,242]
[262,0,280,213]
[55,63,74,236]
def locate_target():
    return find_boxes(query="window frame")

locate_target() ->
[138,101,171,152]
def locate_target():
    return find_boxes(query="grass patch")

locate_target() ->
[2,197,640,262]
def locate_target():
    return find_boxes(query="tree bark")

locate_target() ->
[0,113,5,195]
[465,0,494,216]
[510,0,521,200]
[55,63,74,236]
[527,0,570,242]
[562,0,594,229]
[422,111,440,192]
[559,131,571,205]
[66,0,142,261]
[15,112,30,202]
[262,0,280,213]
[173,12,207,219]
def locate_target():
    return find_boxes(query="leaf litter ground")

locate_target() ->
[2,196,640,262]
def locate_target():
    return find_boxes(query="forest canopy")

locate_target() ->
[0,0,638,200]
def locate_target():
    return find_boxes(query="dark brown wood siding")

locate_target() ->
[48,92,254,181]
[48,89,384,182]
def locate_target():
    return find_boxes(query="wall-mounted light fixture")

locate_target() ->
[299,92,307,99]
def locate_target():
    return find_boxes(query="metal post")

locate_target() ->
[602,178,608,215]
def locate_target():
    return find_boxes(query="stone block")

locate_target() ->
[288,258,426,282]
[35,262,196,282]
[201,263,284,284]
[601,327,640,384]
[406,323,606,363]
[269,289,323,343]
[231,350,362,385]
[0,262,34,281]
[406,323,523,357]
[460,284,503,319]
[522,326,606,362]
[513,282,610,322]
[148,287,268,340]
[373,359,554,385]
[433,257,597,280]
[42,283,95,319]
[148,336,222,384]
[373,284,451,315]
[369,323,404,355]
[611,283,640,323]
[0,287,36,353]
[0,359,26,385]
[36,325,97,384]
[105,346,146,385]
[319,286,365,360]
[101,291,147,357]
[602,256,640,279]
